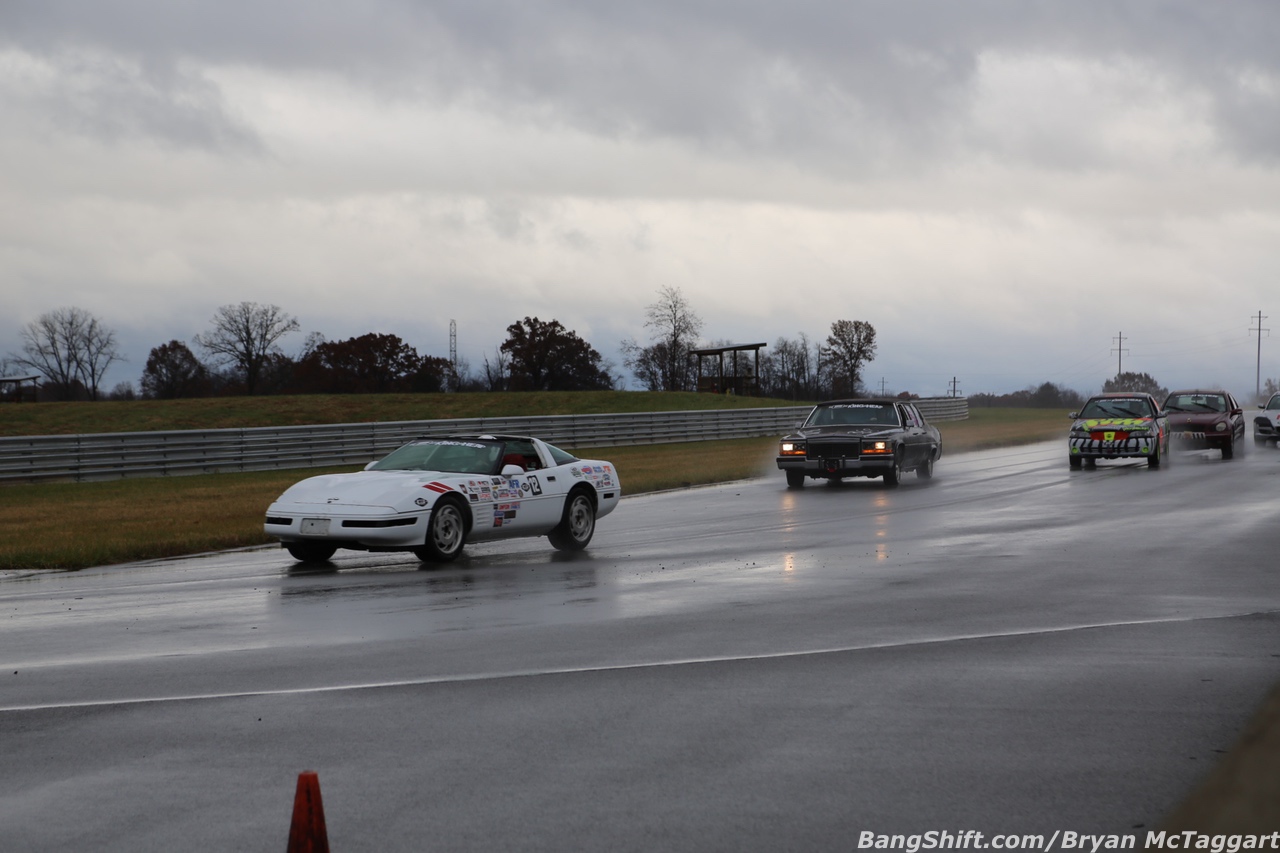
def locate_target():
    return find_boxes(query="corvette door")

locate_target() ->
[490,440,563,534]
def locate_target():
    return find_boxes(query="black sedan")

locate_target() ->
[1163,389,1246,459]
[776,399,942,488]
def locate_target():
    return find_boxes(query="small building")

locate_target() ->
[0,375,41,403]
[691,343,767,396]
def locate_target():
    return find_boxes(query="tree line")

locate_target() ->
[3,286,886,402]
[970,372,1175,409]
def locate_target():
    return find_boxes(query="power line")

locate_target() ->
[1111,332,1129,376]
[1250,310,1270,401]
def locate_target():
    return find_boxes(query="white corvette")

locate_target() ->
[264,434,620,564]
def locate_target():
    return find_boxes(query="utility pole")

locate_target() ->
[449,319,458,393]
[1111,332,1128,377]
[1250,311,1269,401]
[879,377,887,396]
[949,376,962,398]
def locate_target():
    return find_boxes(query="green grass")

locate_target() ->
[0,391,804,437]
[0,400,1071,571]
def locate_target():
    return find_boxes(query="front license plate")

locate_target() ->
[301,518,330,535]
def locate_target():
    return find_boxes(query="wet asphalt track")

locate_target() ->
[3,439,1280,851]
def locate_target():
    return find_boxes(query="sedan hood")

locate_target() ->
[787,426,900,440]
[1167,412,1227,428]
[274,470,458,510]
[1071,417,1155,431]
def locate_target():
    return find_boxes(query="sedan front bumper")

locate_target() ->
[776,455,895,479]
[1068,435,1157,459]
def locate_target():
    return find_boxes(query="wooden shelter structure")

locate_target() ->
[0,375,41,403]
[691,343,767,396]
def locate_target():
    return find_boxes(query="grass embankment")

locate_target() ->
[0,401,1070,571]
[0,391,800,437]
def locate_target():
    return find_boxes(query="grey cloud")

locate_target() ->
[32,50,261,152]
[6,1,1279,167]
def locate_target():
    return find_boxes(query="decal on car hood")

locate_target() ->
[1073,418,1153,430]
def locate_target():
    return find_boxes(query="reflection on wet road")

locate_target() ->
[3,440,1280,850]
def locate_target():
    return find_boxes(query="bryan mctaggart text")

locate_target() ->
[858,831,1280,853]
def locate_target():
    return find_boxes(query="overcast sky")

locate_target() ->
[3,1,1278,399]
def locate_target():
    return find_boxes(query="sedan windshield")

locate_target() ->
[1267,395,1280,411]
[1079,398,1153,419]
[369,439,503,474]
[1164,394,1225,413]
[806,403,900,427]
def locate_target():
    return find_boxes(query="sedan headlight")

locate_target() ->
[862,441,892,455]
[1215,422,1227,432]
[779,441,806,456]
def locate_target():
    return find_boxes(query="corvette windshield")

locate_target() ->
[806,404,900,427]
[370,440,502,474]
[1079,398,1153,419]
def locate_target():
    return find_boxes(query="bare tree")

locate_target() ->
[11,307,121,400]
[194,302,299,395]
[764,333,821,400]
[621,285,704,391]
[824,320,877,397]
[481,348,510,391]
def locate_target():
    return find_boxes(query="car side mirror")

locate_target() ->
[501,464,525,477]
[364,461,377,470]
[1067,412,1078,419]
[1232,408,1243,416]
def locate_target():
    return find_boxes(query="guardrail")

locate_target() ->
[0,398,967,483]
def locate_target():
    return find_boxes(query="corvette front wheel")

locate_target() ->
[286,542,337,563]
[415,497,467,562]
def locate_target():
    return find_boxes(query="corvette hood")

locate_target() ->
[273,470,459,510]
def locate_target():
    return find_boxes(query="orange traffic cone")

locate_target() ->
[286,771,330,853]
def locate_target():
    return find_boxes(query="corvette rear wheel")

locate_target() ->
[415,497,467,562]
[1069,455,1082,469]
[286,542,337,563]
[549,490,596,551]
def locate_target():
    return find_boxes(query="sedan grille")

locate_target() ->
[806,440,862,459]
